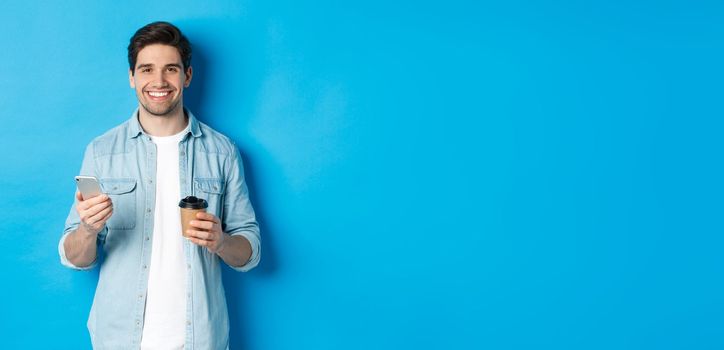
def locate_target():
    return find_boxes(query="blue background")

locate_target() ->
[1,1,722,349]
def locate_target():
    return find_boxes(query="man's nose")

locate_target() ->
[151,71,168,87]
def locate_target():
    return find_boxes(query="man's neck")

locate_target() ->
[138,106,188,137]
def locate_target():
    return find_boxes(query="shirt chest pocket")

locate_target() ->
[101,178,137,230]
[194,178,224,218]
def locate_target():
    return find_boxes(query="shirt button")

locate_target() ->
[143,265,147,269]
[148,179,153,184]
[180,151,185,156]
[187,320,191,326]
[138,294,143,298]
[145,237,150,241]
[147,208,151,213]
[187,264,191,269]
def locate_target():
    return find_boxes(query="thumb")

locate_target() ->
[75,190,84,202]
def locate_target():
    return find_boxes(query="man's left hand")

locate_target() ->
[186,212,227,254]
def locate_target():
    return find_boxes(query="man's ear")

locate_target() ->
[129,69,136,88]
[184,66,193,88]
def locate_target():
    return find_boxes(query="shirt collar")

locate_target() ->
[127,107,203,139]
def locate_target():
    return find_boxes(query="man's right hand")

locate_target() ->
[76,191,113,236]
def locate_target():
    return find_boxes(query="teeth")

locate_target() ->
[148,91,169,97]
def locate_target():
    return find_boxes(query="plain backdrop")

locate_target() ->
[1,1,723,349]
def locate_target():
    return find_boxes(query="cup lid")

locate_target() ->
[179,196,208,209]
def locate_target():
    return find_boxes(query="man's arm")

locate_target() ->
[185,144,260,271]
[63,225,99,268]
[186,212,252,267]
[217,232,253,268]
[63,191,113,268]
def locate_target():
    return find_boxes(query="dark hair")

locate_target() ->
[128,21,192,74]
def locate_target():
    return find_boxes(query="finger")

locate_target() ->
[92,199,113,211]
[187,236,210,247]
[87,194,111,206]
[186,229,213,240]
[195,212,220,224]
[83,207,109,226]
[81,201,111,223]
[88,206,113,224]
[76,191,83,202]
[78,194,110,210]
[189,220,214,230]
[98,208,114,223]
[84,200,113,218]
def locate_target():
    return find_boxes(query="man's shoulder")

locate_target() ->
[86,117,135,157]
[196,121,238,157]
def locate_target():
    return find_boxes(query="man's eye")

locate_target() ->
[141,68,152,73]
[167,67,178,72]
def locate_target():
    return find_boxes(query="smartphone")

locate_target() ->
[75,175,103,200]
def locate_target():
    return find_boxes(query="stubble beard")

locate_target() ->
[139,93,182,117]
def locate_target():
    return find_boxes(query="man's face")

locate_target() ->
[129,44,192,117]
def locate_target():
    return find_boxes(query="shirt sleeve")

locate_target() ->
[59,142,101,271]
[222,144,261,272]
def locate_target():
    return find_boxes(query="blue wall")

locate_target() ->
[1,1,723,349]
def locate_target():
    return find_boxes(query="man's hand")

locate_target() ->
[76,191,113,236]
[186,212,227,253]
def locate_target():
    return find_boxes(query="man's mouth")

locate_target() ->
[146,91,171,101]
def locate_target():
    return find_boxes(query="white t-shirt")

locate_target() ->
[141,125,189,350]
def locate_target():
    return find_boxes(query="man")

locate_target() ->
[59,21,261,349]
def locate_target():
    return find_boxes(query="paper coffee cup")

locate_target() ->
[179,196,208,237]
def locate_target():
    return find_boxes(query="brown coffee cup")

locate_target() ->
[179,196,208,238]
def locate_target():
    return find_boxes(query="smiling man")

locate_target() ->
[59,22,261,349]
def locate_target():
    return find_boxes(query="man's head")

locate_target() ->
[128,21,192,74]
[128,22,192,117]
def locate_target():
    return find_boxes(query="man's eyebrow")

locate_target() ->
[135,63,182,70]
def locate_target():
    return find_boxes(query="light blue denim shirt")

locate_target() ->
[58,108,261,350]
